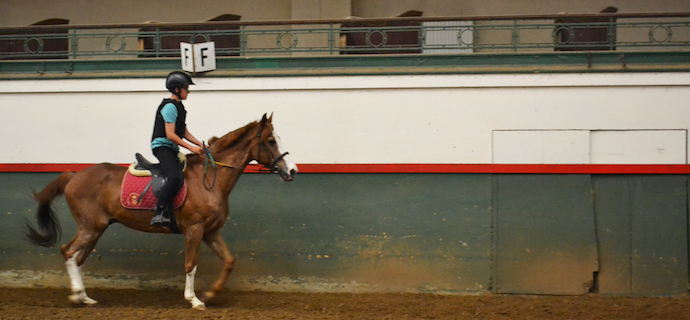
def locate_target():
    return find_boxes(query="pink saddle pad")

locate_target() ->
[120,172,186,210]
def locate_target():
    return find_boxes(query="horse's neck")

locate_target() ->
[216,131,255,167]
[205,139,255,195]
[197,122,258,194]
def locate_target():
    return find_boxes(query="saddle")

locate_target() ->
[120,153,187,211]
[129,152,187,177]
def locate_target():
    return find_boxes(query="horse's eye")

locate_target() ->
[268,139,277,147]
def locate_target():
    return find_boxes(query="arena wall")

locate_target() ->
[0,73,688,295]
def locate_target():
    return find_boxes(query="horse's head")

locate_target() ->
[253,113,298,181]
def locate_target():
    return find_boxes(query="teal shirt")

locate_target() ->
[151,103,180,152]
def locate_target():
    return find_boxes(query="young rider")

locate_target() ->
[150,71,203,225]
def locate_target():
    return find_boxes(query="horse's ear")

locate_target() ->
[260,113,268,129]
[268,112,273,123]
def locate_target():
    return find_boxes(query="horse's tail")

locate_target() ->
[25,171,74,247]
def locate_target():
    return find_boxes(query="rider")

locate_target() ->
[150,71,204,226]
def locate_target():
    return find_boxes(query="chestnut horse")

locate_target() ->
[25,114,297,310]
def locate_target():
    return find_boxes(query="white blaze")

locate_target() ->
[274,132,298,174]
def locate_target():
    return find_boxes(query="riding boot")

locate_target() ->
[150,204,171,225]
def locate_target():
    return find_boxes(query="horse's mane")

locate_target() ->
[207,121,259,153]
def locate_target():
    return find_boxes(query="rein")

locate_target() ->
[200,147,244,191]
[200,152,245,170]
[200,129,289,190]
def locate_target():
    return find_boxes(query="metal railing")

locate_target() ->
[1,12,689,60]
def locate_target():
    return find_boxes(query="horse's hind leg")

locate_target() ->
[62,224,108,305]
[201,231,235,302]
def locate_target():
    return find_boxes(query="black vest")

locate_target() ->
[151,99,187,142]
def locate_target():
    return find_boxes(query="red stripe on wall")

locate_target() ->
[0,163,98,172]
[296,164,690,174]
[2,163,690,174]
[0,163,272,173]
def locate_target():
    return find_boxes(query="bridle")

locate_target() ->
[201,126,289,190]
[257,130,290,174]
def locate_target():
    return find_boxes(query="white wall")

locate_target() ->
[1,72,689,165]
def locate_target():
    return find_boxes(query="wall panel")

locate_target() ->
[629,175,688,295]
[591,130,687,164]
[493,174,598,294]
[593,175,689,296]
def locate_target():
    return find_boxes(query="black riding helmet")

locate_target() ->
[165,71,194,96]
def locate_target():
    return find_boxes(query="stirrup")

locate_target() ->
[151,206,171,225]
[150,204,180,234]
[150,214,171,225]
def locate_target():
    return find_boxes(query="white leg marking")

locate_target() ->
[184,266,206,310]
[65,251,97,305]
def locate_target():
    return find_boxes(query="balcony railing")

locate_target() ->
[1,12,689,60]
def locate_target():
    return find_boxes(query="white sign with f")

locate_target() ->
[180,42,216,73]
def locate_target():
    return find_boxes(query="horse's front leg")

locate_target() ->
[183,224,206,310]
[201,231,235,302]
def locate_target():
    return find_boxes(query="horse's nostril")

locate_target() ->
[290,169,297,177]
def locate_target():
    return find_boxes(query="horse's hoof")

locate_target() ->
[201,291,216,303]
[69,291,98,305]
[192,302,207,311]
[188,296,206,310]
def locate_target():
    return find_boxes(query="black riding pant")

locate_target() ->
[152,146,183,209]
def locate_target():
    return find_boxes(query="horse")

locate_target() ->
[25,114,298,310]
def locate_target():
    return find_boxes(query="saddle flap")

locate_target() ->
[121,172,187,210]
